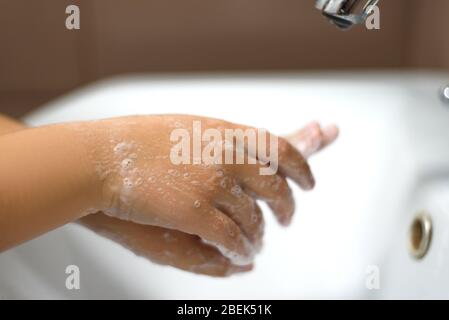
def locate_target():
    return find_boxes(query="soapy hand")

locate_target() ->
[78,117,338,276]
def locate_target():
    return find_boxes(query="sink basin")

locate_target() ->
[381,175,449,299]
[1,72,449,299]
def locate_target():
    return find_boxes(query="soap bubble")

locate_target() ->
[123,178,133,188]
[121,158,133,170]
[148,176,156,183]
[216,170,224,177]
[231,185,242,197]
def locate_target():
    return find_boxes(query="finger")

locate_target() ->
[276,136,315,190]
[230,163,295,226]
[173,160,265,249]
[121,179,256,266]
[78,213,252,277]
[143,197,256,266]
[213,182,264,250]
[287,122,339,158]
[186,205,256,266]
[223,121,315,190]
[318,124,339,152]
[287,121,322,158]
[156,167,264,252]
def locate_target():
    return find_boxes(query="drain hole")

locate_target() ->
[409,213,432,260]
[411,219,424,250]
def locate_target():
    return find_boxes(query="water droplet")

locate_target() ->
[251,213,258,224]
[168,169,180,177]
[220,179,227,188]
[114,142,129,153]
[231,185,242,196]
[123,178,133,188]
[216,170,224,177]
[148,176,156,183]
[121,158,133,170]
[183,172,190,178]
[193,200,201,208]
[163,232,175,242]
[135,177,143,185]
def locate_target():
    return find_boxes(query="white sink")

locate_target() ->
[1,72,449,299]
[381,176,449,299]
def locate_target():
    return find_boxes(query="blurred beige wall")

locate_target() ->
[0,0,446,117]
[407,0,449,70]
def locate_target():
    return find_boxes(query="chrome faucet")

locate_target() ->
[315,0,379,29]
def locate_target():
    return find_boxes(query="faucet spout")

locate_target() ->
[315,0,379,30]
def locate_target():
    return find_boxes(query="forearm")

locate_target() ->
[0,121,101,251]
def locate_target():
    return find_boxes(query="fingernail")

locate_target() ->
[325,124,339,136]
[231,264,254,274]
[301,174,315,191]
[280,214,293,227]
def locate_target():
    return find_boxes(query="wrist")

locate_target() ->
[41,122,106,218]
[67,118,135,215]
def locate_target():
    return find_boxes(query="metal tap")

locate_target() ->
[315,0,379,30]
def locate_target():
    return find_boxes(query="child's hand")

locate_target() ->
[81,115,315,266]
[77,115,337,275]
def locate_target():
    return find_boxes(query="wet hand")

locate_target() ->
[78,115,337,276]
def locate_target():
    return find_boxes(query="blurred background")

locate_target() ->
[1,0,449,118]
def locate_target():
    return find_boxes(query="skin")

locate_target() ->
[0,114,338,276]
